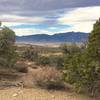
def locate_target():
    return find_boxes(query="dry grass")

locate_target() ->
[31,67,65,90]
[0,68,23,81]
[41,52,62,57]
[15,61,29,73]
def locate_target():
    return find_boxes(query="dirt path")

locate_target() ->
[0,61,97,100]
[0,87,96,100]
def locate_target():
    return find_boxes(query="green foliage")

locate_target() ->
[36,56,50,66]
[0,27,17,68]
[63,19,100,95]
[0,21,2,26]
[63,53,83,91]
[22,46,39,61]
[36,55,64,69]
[22,45,64,68]
[85,18,100,94]
[48,55,64,69]
[60,43,81,55]
[86,18,100,61]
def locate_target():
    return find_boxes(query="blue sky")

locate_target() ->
[0,0,100,36]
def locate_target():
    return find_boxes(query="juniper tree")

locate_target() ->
[0,27,17,68]
[86,18,100,61]
[63,18,100,94]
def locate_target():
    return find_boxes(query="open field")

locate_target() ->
[16,42,62,47]
[16,42,83,48]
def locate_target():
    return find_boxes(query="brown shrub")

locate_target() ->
[32,67,65,90]
[15,61,28,73]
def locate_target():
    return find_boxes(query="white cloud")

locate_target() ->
[0,14,45,23]
[14,28,34,36]
[14,28,54,36]
[2,6,100,36]
[58,6,100,32]
[2,22,25,27]
[48,27,58,30]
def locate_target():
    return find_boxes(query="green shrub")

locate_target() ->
[35,55,64,69]
[22,46,39,61]
[63,53,91,92]
[48,55,64,69]
[60,43,81,55]
[36,56,50,66]
[63,50,100,95]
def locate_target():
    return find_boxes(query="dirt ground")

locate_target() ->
[0,61,98,100]
[0,87,96,100]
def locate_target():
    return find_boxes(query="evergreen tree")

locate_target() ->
[86,18,100,61]
[63,18,100,95]
[0,27,17,68]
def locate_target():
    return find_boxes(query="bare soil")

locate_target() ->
[0,87,96,100]
[0,61,98,100]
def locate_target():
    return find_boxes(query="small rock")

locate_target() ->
[18,90,23,94]
[12,93,18,97]
[52,95,55,98]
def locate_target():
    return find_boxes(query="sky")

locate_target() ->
[1,0,100,36]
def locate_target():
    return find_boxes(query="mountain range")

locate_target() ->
[16,32,89,43]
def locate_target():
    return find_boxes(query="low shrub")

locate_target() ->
[36,56,50,66]
[48,55,64,69]
[15,62,28,73]
[36,55,64,69]
[22,46,39,61]
[32,67,65,90]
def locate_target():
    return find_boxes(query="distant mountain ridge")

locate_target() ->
[16,32,89,43]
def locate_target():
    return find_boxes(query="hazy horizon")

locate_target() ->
[0,0,100,36]
[16,31,88,37]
